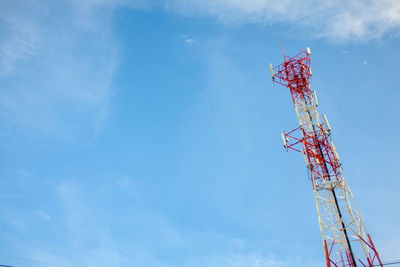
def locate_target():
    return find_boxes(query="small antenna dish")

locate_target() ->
[269,63,274,78]
[330,142,340,162]
[280,131,287,148]
[313,90,319,106]
[322,114,331,133]
[306,47,311,55]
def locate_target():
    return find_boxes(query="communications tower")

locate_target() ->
[269,46,382,267]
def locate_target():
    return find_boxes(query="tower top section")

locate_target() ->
[269,46,312,89]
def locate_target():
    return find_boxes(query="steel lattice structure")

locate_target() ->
[269,47,382,267]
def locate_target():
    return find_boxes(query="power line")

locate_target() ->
[341,261,400,267]
[0,254,68,267]
[0,250,397,267]
[381,261,400,266]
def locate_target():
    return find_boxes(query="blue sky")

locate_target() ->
[0,1,399,267]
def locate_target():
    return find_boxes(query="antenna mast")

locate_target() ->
[269,47,383,267]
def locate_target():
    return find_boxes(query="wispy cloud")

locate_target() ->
[116,176,139,198]
[0,5,42,75]
[165,0,400,42]
[185,253,286,267]
[2,0,395,141]
[56,180,123,266]
[8,220,27,230]
[0,193,19,199]
[53,180,293,267]
[116,176,136,190]
[0,0,119,140]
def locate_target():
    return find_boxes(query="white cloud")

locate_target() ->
[2,0,396,140]
[181,35,198,46]
[185,38,197,45]
[164,0,400,41]
[37,210,52,221]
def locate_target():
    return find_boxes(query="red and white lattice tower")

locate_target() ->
[269,46,382,267]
